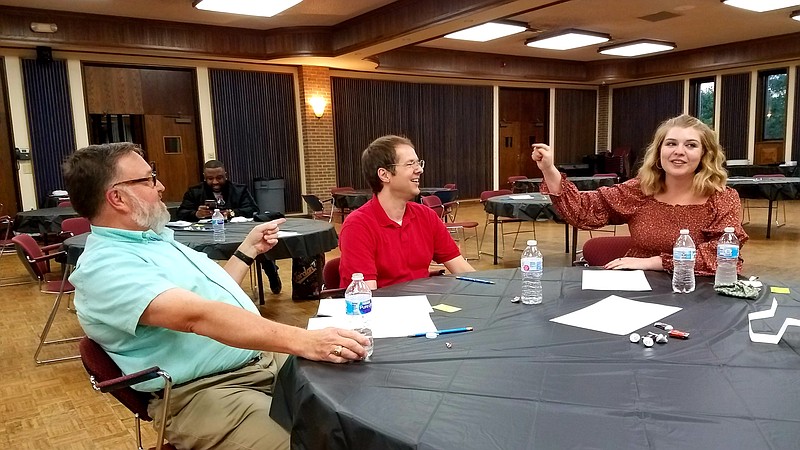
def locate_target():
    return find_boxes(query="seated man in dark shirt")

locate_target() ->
[178,160,283,294]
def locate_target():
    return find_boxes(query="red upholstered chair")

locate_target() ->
[507,175,529,193]
[443,183,457,190]
[478,189,529,258]
[57,200,72,208]
[60,217,91,238]
[301,194,334,222]
[12,233,81,364]
[0,215,31,287]
[79,337,175,450]
[421,195,480,260]
[575,236,633,266]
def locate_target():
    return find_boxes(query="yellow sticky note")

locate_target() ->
[771,287,790,294]
[432,304,461,313]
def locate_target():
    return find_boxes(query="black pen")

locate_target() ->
[456,276,495,285]
[409,327,473,337]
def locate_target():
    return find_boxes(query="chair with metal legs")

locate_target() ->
[12,233,82,364]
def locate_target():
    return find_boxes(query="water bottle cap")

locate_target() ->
[724,226,734,233]
[679,229,689,234]
[214,208,220,213]
[527,240,537,246]
[351,273,364,281]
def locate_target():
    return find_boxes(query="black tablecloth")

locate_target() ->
[514,176,616,193]
[15,202,181,234]
[483,193,559,221]
[727,164,798,178]
[727,176,800,201]
[419,187,458,203]
[332,190,372,211]
[62,218,337,265]
[271,268,800,450]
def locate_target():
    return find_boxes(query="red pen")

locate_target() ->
[668,329,690,339]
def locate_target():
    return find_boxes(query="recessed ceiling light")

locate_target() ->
[525,29,610,50]
[193,0,302,17]
[721,0,800,13]
[598,39,676,57]
[444,21,528,42]
[792,9,800,19]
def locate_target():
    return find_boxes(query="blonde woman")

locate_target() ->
[532,114,748,275]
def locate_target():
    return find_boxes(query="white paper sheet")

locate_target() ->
[748,298,800,344]
[277,231,299,238]
[509,194,534,200]
[311,295,436,338]
[550,295,681,335]
[582,270,652,291]
[166,220,192,228]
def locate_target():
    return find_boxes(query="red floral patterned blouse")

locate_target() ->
[541,174,749,275]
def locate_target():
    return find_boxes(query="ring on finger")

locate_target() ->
[331,345,343,357]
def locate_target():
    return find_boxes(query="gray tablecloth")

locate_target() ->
[271,267,800,450]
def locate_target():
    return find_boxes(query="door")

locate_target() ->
[143,115,200,202]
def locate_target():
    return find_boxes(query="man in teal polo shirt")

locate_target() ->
[64,143,369,450]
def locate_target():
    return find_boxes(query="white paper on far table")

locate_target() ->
[582,270,652,291]
[550,295,681,335]
[509,194,534,200]
[277,230,299,238]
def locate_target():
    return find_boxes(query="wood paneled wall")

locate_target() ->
[83,65,195,116]
[793,66,800,163]
[0,59,19,215]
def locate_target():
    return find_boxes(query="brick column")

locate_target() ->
[298,66,336,199]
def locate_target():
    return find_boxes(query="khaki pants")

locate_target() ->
[148,352,290,450]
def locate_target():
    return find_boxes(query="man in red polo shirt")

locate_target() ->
[339,135,475,289]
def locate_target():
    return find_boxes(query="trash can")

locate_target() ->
[254,177,285,214]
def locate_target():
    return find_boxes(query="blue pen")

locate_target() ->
[456,276,495,285]
[409,327,474,337]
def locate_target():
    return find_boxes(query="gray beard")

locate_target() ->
[128,194,170,233]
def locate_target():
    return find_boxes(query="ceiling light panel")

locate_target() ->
[444,22,527,42]
[599,40,676,57]
[193,0,302,17]
[721,0,800,13]
[526,29,610,50]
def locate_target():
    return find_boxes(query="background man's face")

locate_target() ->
[204,167,227,192]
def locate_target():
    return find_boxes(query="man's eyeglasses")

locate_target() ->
[112,171,158,188]
[389,159,425,170]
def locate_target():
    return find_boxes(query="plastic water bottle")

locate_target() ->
[714,226,739,287]
[344,273,374,358]
[520,239,543,305]
[211,209,225,243]
[672,229,696,293]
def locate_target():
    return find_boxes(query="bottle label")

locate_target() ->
[521,257,542,272]
[717,245,739,258]
[346,293,371,315]
[673,248,696,261]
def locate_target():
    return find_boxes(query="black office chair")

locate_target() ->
[301,194,333,222]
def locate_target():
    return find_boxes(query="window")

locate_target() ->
[758,69,788,141]
[689,77,715,128]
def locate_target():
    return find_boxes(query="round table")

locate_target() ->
[419,187,458,204]
[15,202,181,235]
[63,218,338,302]
[271,268,800,450]
[332,190,372,211]
[513,175,617,193]
[727,177,800,238]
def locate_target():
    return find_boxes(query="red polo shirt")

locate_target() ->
[339,196,461,289]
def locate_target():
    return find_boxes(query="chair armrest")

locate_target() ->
[93,366,164,393]
[429,269,445,277]
[41,242,64,253]
[28,250,67,263]
[319,287,346,298]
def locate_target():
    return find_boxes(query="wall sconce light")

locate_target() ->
[309,96,326,119]
[30,22,58,33]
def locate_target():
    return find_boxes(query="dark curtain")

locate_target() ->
[209,69,301,212]
[793,66,800,163]
[554,89,597,163]
[331,77,492,199]
[22,59,76,207]
[719,73,750,160]
[611,81,683,173]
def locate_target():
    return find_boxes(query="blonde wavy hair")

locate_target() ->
[637,114,728,196]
